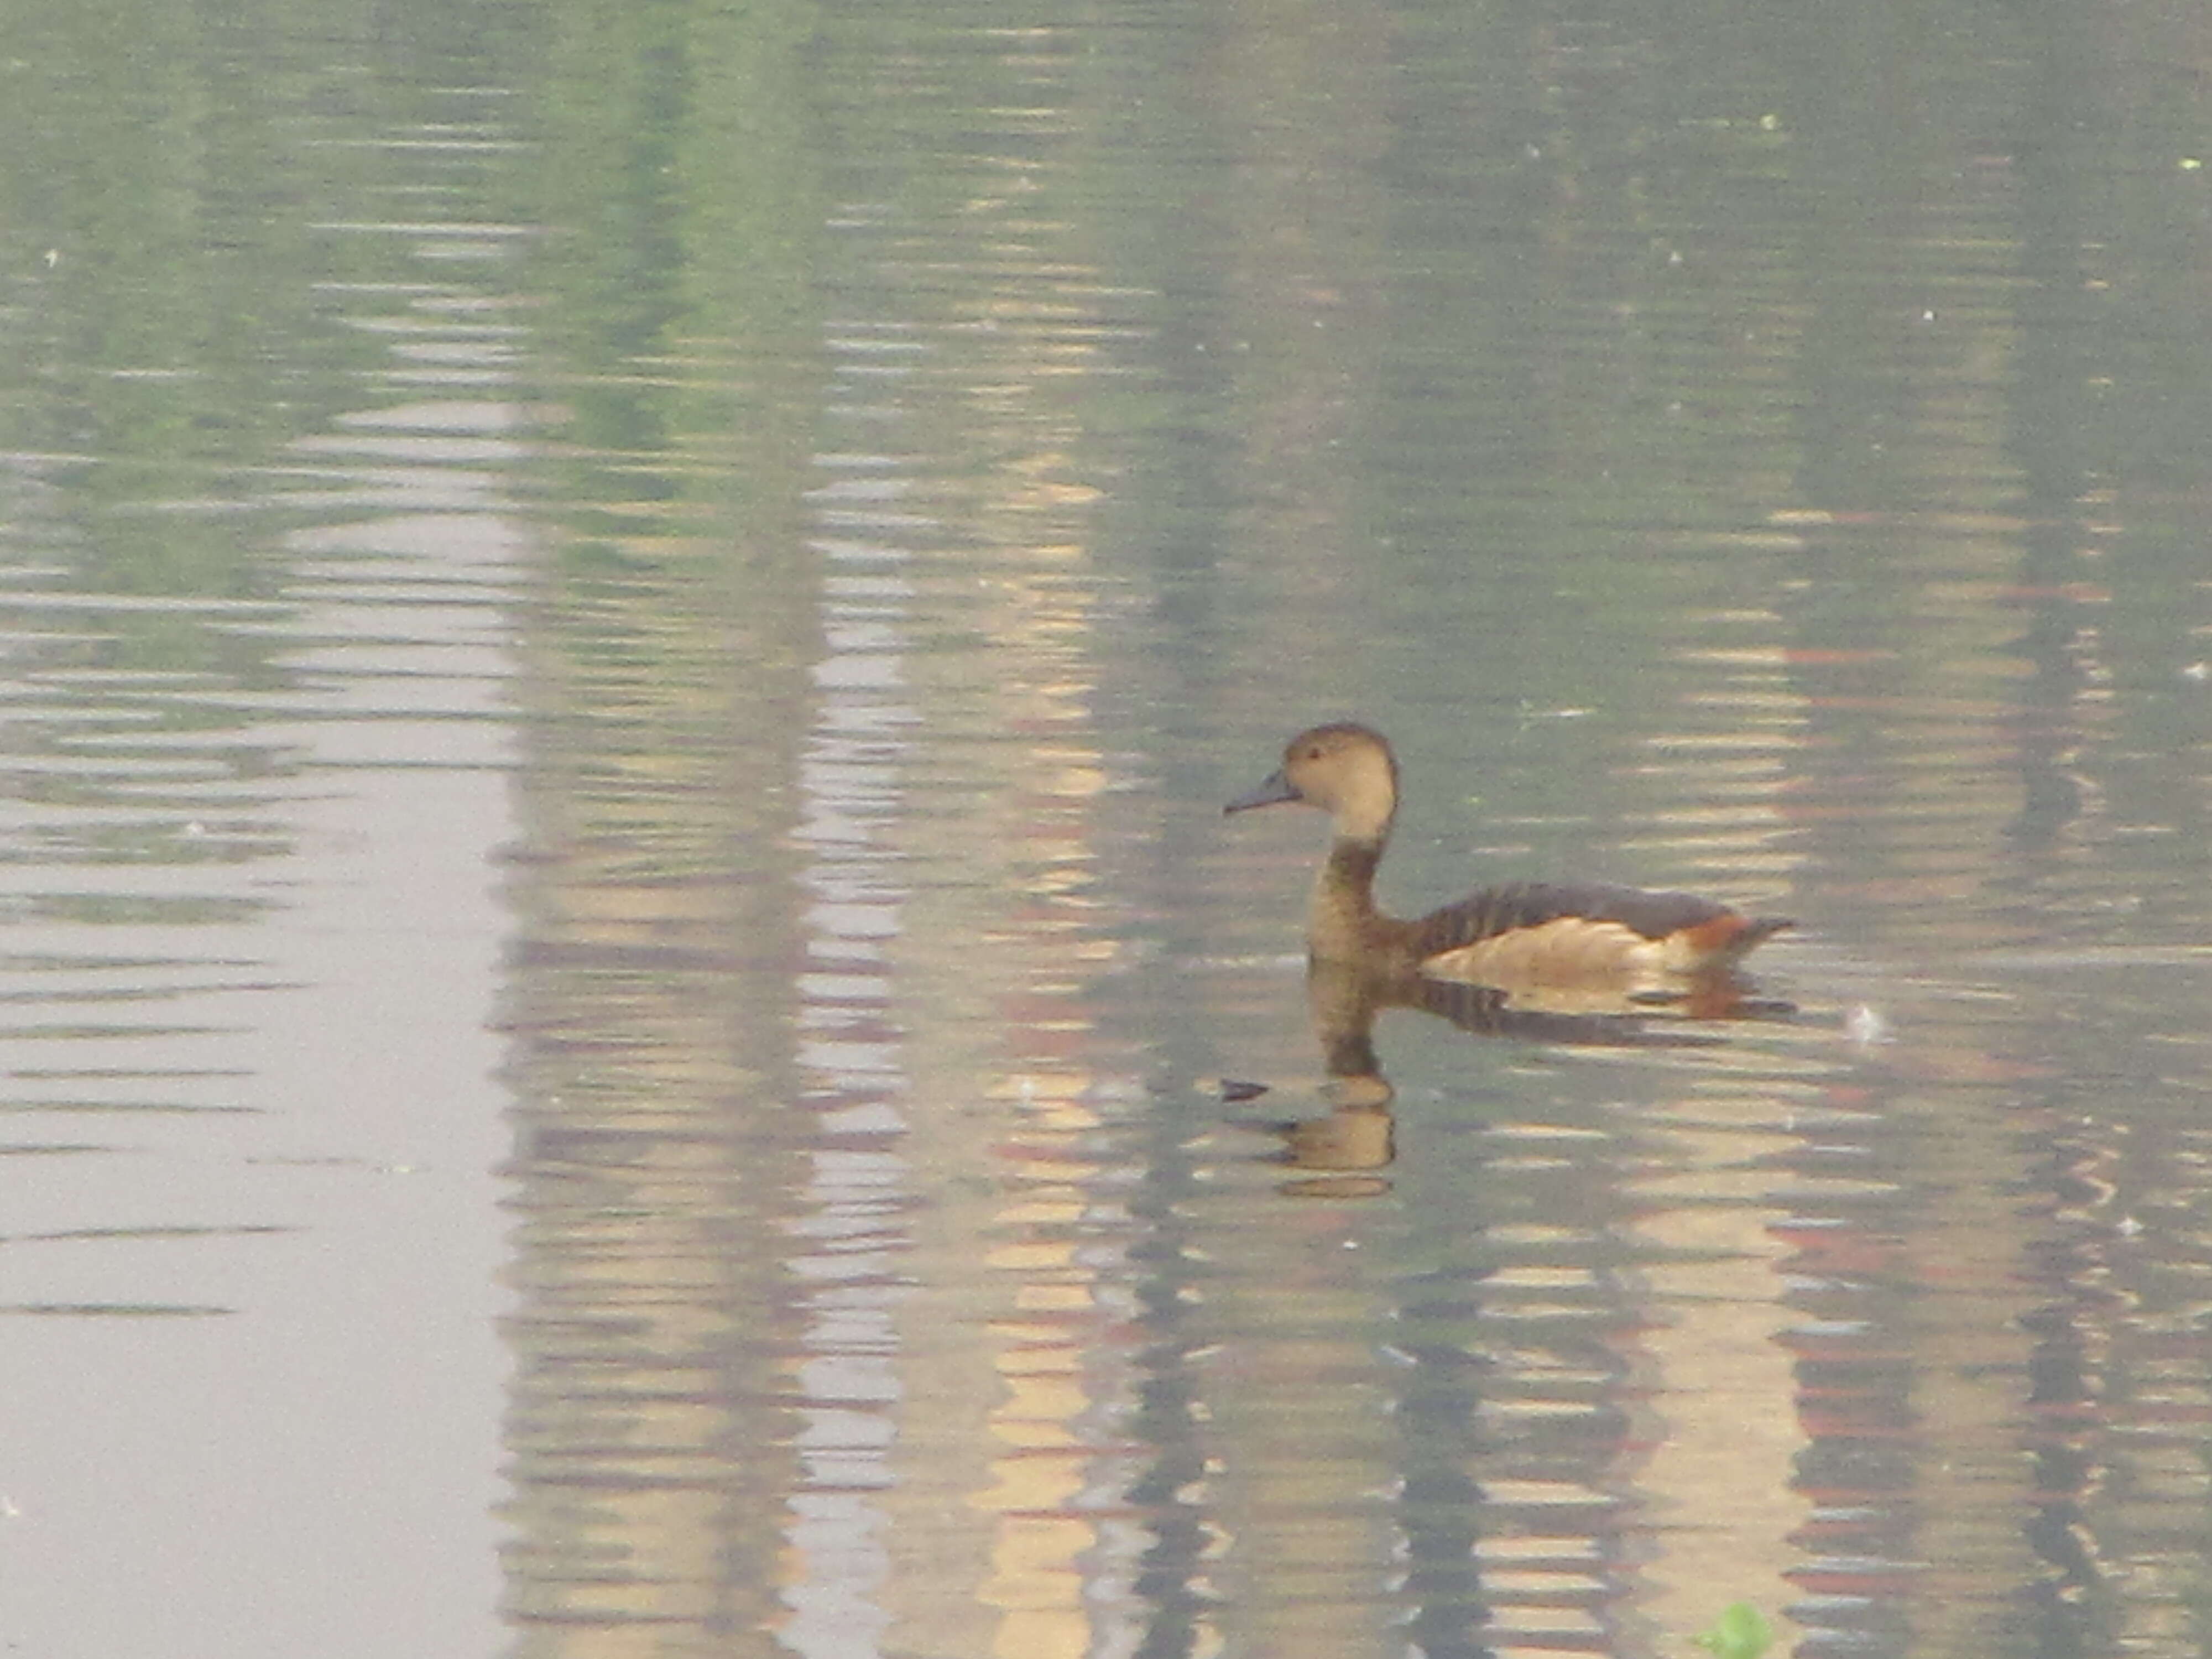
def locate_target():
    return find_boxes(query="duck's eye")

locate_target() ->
[1302,745,1323,761]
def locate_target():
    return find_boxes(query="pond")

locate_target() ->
[1,2,2208,1656]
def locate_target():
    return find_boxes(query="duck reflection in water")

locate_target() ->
[1225,724,1795,1196]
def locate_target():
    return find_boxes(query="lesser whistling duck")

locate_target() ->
[1225,723,1792,992]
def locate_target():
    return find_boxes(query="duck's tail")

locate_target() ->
[1675,911,1794,969]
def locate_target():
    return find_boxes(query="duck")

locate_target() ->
[1225,723,1792,994]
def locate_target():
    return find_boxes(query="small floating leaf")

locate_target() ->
[1694,1601,1773,1659]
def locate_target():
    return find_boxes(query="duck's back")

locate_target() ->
[1408,880,1789,985]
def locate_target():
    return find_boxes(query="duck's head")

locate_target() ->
[1225,723,1400,842]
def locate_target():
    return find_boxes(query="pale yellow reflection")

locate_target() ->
[1622,1097,1809,1651]
[833,178,1154,1654]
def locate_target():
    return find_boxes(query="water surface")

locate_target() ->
[2,2,2209,1657]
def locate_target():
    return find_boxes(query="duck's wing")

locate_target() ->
[1410,881,1793,977]
[1410,880,1719,948]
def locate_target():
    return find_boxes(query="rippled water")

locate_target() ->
[4,3,2210,1658]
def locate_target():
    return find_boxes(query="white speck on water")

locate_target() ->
[1845,1005,1892,1047]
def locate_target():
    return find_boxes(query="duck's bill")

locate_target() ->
[1224,769,1301,814]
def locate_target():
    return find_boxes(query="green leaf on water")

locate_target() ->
[1693,1601,1773,1659]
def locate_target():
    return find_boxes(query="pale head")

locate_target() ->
[1224,723,1401,843]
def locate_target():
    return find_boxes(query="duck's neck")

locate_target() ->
[1310,833,1389,962]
